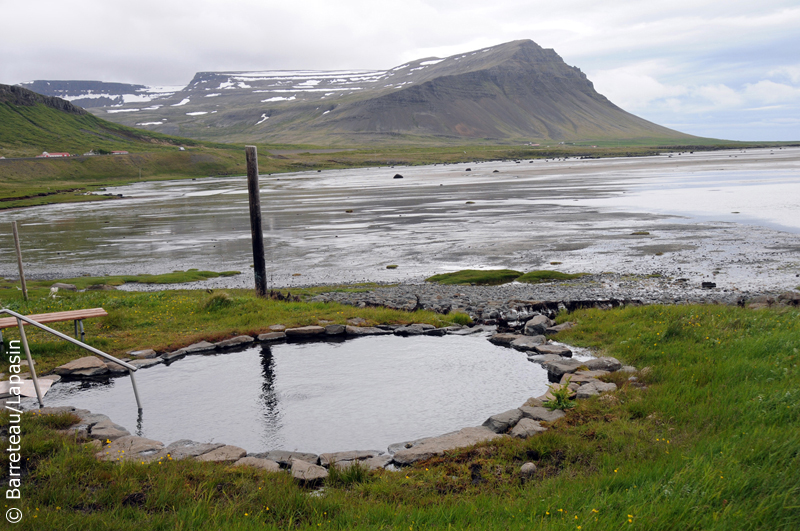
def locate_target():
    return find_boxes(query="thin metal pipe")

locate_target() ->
[16,318,43,407]
[128,370,143,411]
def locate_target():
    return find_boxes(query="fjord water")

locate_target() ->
[41,335,580,453]
[0,148,798,291]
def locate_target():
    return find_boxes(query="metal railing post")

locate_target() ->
[16,318,44,407]
[128,370,143,411]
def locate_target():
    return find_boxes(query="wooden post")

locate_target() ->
[246,146,267,296]
[11,221,28,302]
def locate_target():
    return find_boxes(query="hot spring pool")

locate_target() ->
[42,334,590,454]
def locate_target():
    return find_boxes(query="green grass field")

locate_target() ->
[1,287,798,530]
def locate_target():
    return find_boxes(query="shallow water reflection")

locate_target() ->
[43,334,589,453]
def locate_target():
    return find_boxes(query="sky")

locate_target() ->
[2,0,799,141]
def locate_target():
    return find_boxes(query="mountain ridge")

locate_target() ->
[19,39,693,145]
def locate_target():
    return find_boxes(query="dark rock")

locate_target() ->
[285,326,326,337]
[545,322,574,335]
[345,325,391,336]
[510,335,546,352]
[393,174,404,179]
[216,335,254,349]
[488,333,522,346]
[482,408,523,433]
[325,324,346,335]
[523,315,551,336]
[584,357,622,372]
[257,331,286,341]
[532,344,572,357]
[542,358,584,382]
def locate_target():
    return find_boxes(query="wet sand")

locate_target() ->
[1,147,799,298]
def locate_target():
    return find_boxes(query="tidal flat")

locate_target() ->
[1,147,798,297]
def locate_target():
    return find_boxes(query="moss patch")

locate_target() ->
[426,269,523,286]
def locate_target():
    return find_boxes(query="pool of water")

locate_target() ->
[42,334,587,454]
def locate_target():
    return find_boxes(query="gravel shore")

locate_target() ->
[308,273,797,321]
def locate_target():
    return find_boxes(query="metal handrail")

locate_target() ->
[0,308,142,410]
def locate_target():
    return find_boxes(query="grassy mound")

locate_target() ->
[425,269,523,285]
[516,270,588,284]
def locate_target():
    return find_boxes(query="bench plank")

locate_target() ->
[0,308,108,329]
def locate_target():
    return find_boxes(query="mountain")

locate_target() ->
[18,80,182,110]
[0,83,195,158]
[21,40,693,145]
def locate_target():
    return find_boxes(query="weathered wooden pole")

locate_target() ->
[246,146,267,296]
[11,221,28,301]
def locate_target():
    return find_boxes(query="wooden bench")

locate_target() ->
[0,308,108,343]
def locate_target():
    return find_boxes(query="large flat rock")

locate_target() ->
[509,418,547,439]
[510,335,546,352]
[345,325,391,336]
[488,333,522,346]
[149,439,225,461]
[257,331,286,341]
[89,419,131,441]
[319,450,381,467]
[585,357,622,372]
[55,356,108,377]
[216,335,255,348]
[254,450,319,467]
[532,344,572,357]
[542,358,584,382]
[195,445,247,463]
[392,427,505,466]
[233,456,281,472]
[519,405,566,423]
[96,435,164,462]
[285,326,325,337]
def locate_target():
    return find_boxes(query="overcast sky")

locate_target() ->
[3,0,799,141]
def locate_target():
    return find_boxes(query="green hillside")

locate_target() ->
[0,84,196,158]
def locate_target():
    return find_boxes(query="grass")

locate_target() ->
[1,303,798,529]
[7,270,242,291]
[0,284,450,376]
[425,269,589,286]
[425,269,523,285]
[516,271,589,284]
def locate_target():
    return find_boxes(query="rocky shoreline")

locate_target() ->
[31,342,631,484]
[308,273,800,321]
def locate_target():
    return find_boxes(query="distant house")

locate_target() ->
[111,151,129,155]
[36,152,70,158]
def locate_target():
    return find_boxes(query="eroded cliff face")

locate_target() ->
[0,84,87,115]
[20,40,691,144]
